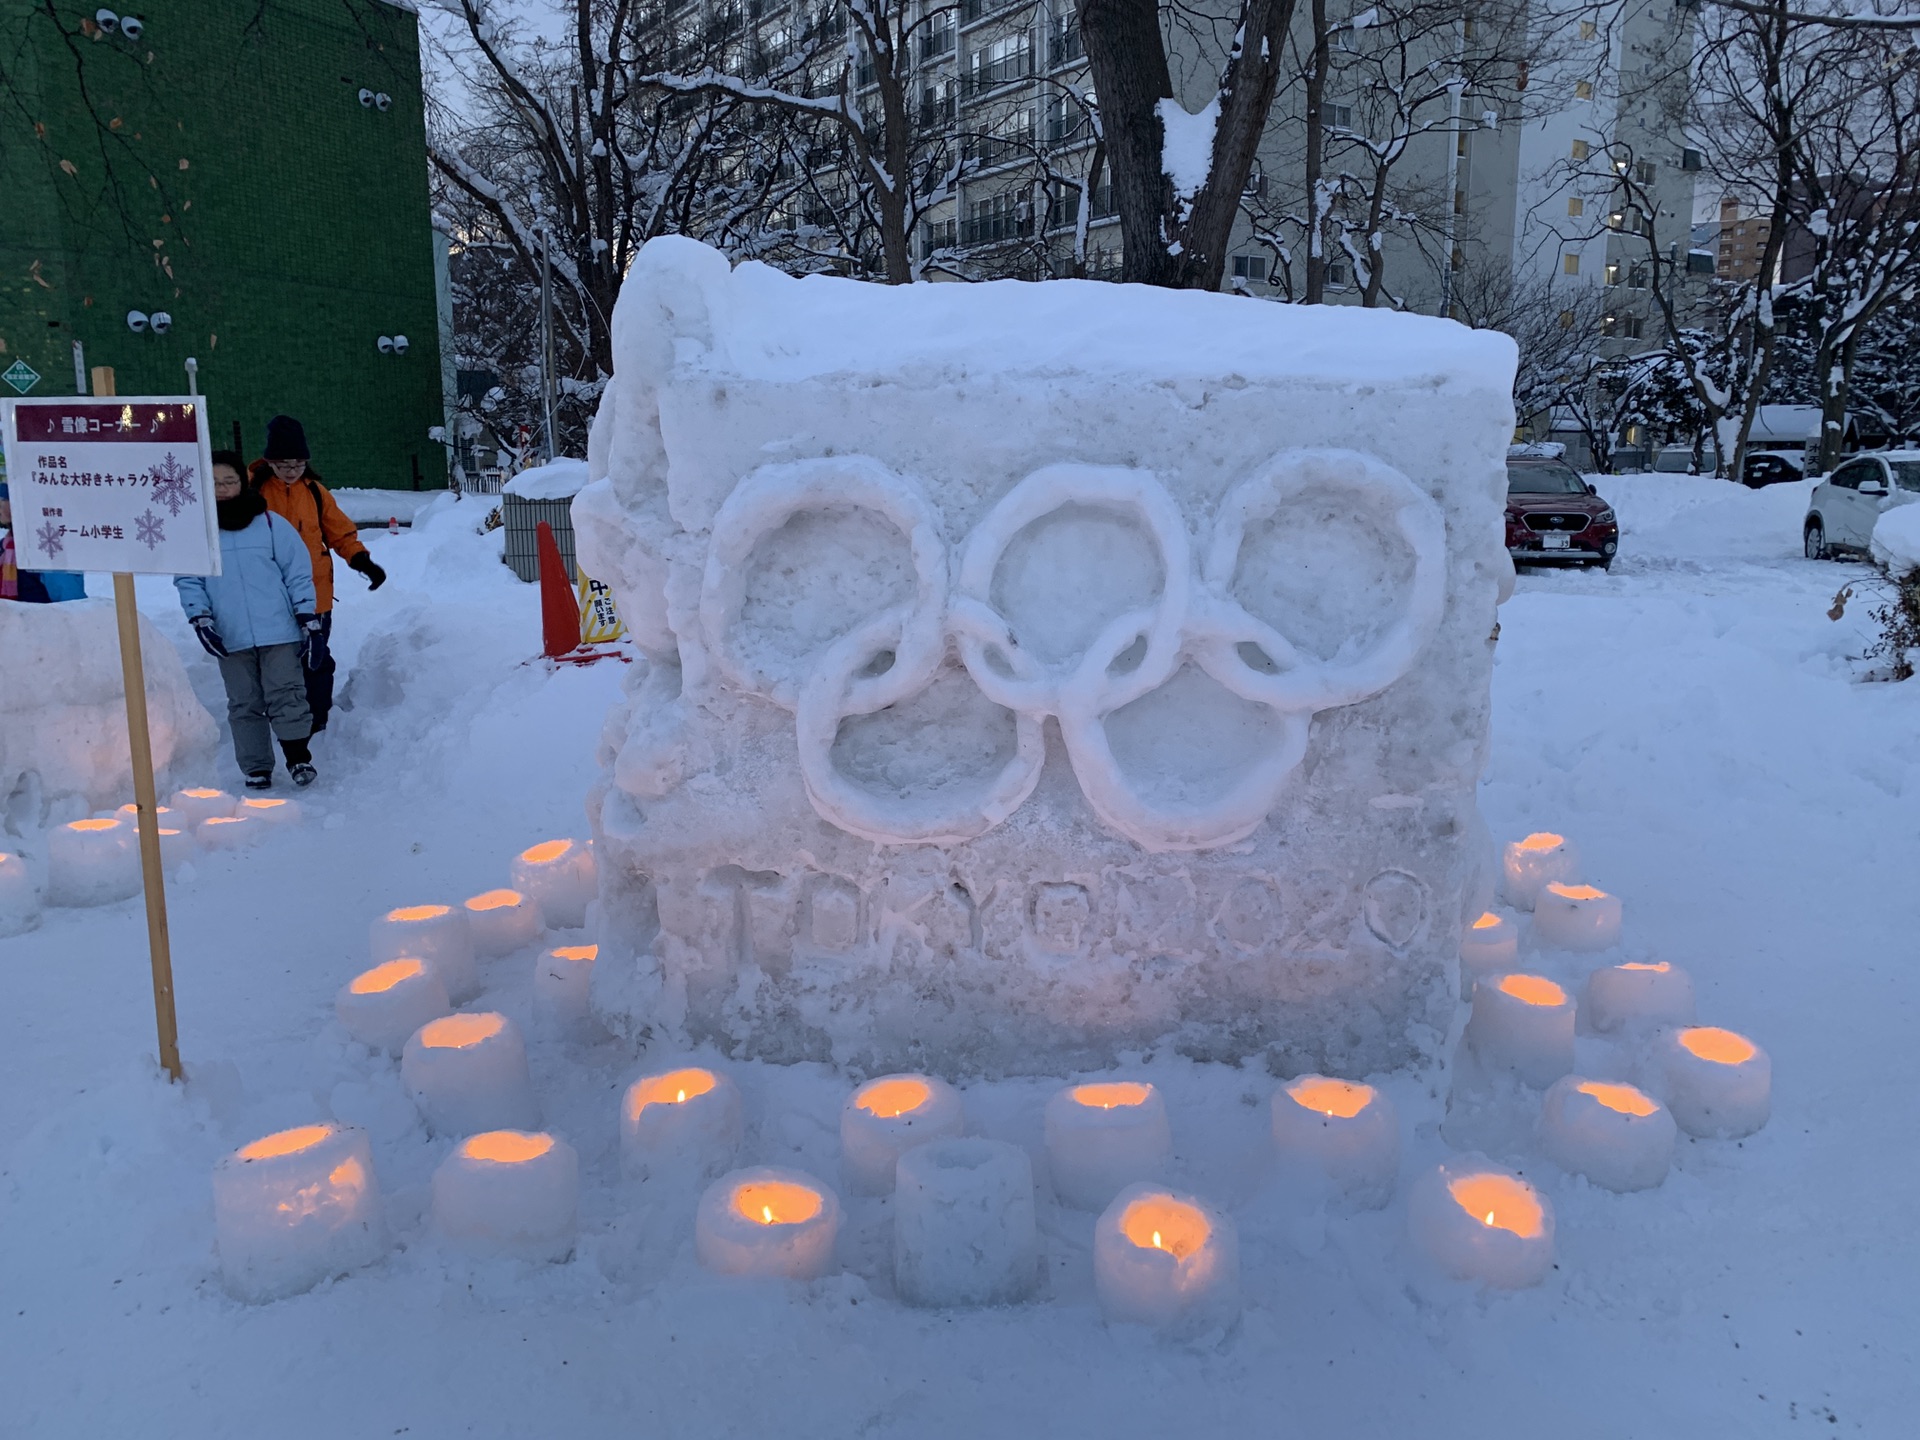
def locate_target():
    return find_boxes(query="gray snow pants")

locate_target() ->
[217,643,312,777]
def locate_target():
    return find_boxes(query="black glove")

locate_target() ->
[350,553,387,591]
[191,616,228,658]
[296,613,325,671]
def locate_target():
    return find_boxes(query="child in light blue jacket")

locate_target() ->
[175,450,322,788]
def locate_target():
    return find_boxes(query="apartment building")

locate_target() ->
[636,1,1696,329]
[1715,197,1774,281]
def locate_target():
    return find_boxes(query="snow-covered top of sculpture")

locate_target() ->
[576,237,1516,1074]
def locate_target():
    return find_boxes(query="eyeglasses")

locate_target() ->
[269,459,307,473]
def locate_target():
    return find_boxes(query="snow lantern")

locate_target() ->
[1458,911,1519,980]
[1501,832,1582,911]
[169,786,237,826]
[369,904,479,1004]
[115,802,174,826]
[580,238,1516,1075]
[212,1123,387,1302]
[1661,1026,1771,1138]
[197,815,259,852]
[1585,960,1696,1032]
[47,817,139,906]
[1044,1082,1173,1212]
[893,1138,1038,1308]
[1093,1184,1239,1333]
[1539,1077,1676,1192]
[1533,882,1623,952]
[335,958,450,1055]
[237,795,301,828]
[401,1012,540,1136]
[533,943,599,1034]
[463,887,544,958]
[696,1166,841,1279]
[1270,1075,1400,1209]
[156,826,192,871]
[620,1065,742,1184]
[0,851,41,937]
[430,1130,579,1262]
[509,838,597,929]
[1466,973,1575,1087]
[839,1074,966,1196]
[1408,1159,1555,1289]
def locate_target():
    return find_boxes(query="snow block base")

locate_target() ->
[579,238,1516,1077]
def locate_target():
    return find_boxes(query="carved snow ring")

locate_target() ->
[702,449,1447,852]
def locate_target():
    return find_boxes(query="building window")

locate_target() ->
[1564,253,1581,275]
[1328,261,1350,287]
[1328,103,1354,130]
[1580,19,1596,38]
[1457,131,1469,157]
[1568,197,1585,217]
[1559,309,1576,328]
[1635,160,1656,184]
[1605,260,1621,284]
[1628,263,1649,289]
[1231,255,1269,283]
[1452,246,1465,271]
[1575,80,1592,100]
[1454,189,1467,215]
[1571,139,1589,161]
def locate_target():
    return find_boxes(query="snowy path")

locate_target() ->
[1,481,1915,1438]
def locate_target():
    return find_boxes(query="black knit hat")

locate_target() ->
[263,415,310,460]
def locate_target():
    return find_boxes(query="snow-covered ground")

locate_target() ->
[2,478,1916,1437]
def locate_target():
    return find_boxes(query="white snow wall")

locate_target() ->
[576,238,1517,1078]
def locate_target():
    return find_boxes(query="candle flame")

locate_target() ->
[677,1089,687,1103]
[1496,973,1568,1007]
[1484,1211,1495,1226]
[763,1205,774,1223]
[1151,1230,1162,1249]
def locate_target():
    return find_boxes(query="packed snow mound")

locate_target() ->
[579,236,1518,1075]
[503,458,589,502]
[1872,501,1920,573]
[0,598,216,834]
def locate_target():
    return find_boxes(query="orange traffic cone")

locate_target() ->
[536,521,580,660]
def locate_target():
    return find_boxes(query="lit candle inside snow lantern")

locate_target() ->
[1540,1076,1676,1192]
[1661,1026,1771,1138]
[1408,1160,1555,1289]
[1044,1082,1174,1212]
[169,786,237,826]
[115,802,174,824]
[1270,1076,1400,1209]
[335,957,451,1055]
[893,1138,1039,1309]
[47,817,139,906]
[237,795,301,827]
[1533,882,1623,952]
[369,903,478,1004]
[212,1123,387,1302]
[1502,832,1582,911]
[0,851,41,938]
[430,1130,580,1262]
[464,887,544,959]
[1458,911,1519,979]
[695,1167,841,1279]
[1584,960,1695,1032]
[533,944,599,1034]
[620,1066,743,1184]
[1466,973,1576,1087]
[400,1012,540,1136]
[197,815,259,852]
[509,838,598,930]
[1094,1185,1239,1332]
[840,1074,967,1196]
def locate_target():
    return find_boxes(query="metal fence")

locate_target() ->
[502,494,578,584]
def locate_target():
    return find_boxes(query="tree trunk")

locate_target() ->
[1302,0,1330,304]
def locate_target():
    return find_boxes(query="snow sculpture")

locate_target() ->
[0,599,215,828]
[578,237,1516,1075]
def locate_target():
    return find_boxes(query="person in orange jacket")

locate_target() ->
[249,415,386,732]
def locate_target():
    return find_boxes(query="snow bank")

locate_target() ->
[579,237,1517,1076]
[502,458,589,501]
[0,599,216,835]
[1871,502,1920,573]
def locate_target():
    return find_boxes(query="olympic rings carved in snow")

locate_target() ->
[698,449,1449,852]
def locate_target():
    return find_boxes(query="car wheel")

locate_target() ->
[1804,520,1827,560]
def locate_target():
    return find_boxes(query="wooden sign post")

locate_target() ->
[2,368,218,1083]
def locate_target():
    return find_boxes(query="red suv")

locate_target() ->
[1506,458,1618,569]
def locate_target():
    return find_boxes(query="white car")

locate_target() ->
[1803,451,1920,559]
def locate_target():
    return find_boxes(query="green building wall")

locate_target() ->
[0,0,447,490]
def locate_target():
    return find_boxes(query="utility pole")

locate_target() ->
[539,222,557,461]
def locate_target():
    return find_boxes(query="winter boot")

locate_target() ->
[290,762,317,788]
[244,772,273,790]
[279,735,315,789]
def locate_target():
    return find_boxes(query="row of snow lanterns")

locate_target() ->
[1434,832,1774,1287]
[0,787,299,930]
[213,838,600,1301]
